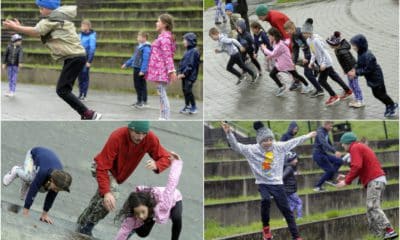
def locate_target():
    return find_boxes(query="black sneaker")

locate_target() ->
[135,102,144,109]
[215,21,222,25]
[289,82,301,91]
[82,110,102,120]
[310,90,324,98]
[77,222,94,236]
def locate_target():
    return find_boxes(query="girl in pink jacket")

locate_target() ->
[114,152,183,240]
[146,14,177,120]
[261,27,311,97]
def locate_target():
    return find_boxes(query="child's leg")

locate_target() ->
[269,67,284,88]
[318,68,336,96]
[313,152,336,187]
[269,185,300,238]
[83,67,90,97]
[348,76,363,101]
[182,80,190,106]
[258,184,273,228]
[133,69,141,103]
[56,56,89,116]
[304,64,323,91]
[366,181,392,236]
[78,68,85,97]
[141,75,148,104]
[10,66,19,93]
[289,193,303,218]
[226,55,242,79]
[7,66,13,92]
[327,67,350,91]
[157,83,170,119]
[250,53,262,72]
[135,219,156,237]
[15,149,37,182]
[371,84,395,107]
[170,201,183,240]
[235,54,256,77]
[289,70,308,86]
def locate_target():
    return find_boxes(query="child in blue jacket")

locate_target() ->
[178,33,200,114]
[122,31,151,108]
[78,19,97,101]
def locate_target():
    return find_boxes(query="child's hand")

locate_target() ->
[347,68,356,79]
[169,72,177,81]
[121,64,126,69]
[40,212,54,224]
[86,62,91,68]
[302,59,308,65]
[145,160,157,171]
[320,64,326,71]
[139,71,145,76]
[240,47,246,52]
[169,151,181,161]
[307,131,317,138]
[177,74,185,80]
[2,64,5,70]
[18,63,23,68]
[221,121,231,133]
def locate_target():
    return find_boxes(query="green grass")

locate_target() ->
[204,200,399,239]
[276,0,300,3]
[204,0,214,9]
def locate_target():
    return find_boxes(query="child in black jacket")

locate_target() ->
[283,152,303,220]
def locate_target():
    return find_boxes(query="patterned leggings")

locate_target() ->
[15,149,37,182]
[347,75,363,101]
[158,83,170,120]
[214,0,226,22]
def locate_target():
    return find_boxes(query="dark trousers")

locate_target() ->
[57,56,88,115]
[313,151,343,187]
[371,84,394,107]
[242,52,261,72]
[78,65,90,97]
[303,63,323,91]
[130,201,183,240]
[318,66,350,96]
[182,80,196,107]
[227,52,255,79]
[258,184,300,239]
[133,68,148,104]
[270,67,307,88]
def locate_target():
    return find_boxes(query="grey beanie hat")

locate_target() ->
[301,18,313,33]
[253,121,274,143]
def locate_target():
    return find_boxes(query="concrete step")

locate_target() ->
[205,183,398,226]
[216,207,399,240]
[205,165,398,199]
[205,139,399,160]
[204,150,399,178]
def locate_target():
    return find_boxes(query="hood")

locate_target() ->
[286,121,298,135]
[48,6,77,21]
[285,151,297,165]
[236,18,247,33]
[350,34,368,54]
[183,32,197,49]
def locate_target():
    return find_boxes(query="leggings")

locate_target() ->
[347,75,363,101]
[157,83,170,119]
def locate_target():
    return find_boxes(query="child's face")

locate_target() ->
[285,28,294,36]
[351,44,358,52]
[290,158,298,166]
[210,33,219,41]
[237,26,243,34]
[133,204,149,221]
[261,138,273,149]
[252,27,260,34]
[302,32,311,39]
[81,23,90,33]
[156,18,166,32]
[137,34,146,43]
[129,129,147,144]
[183,38,188,48]
[14,40,22,46]
[39,7,52,16]
[226,10,232,16]
[267,34,275,43]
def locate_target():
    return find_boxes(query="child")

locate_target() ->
[2,34,23,97]
[250,21,274,73]
[122,31,151,108]
[284,20,324,97]
[214,0,227,25]
[114,152,183,240]
[326,31,364,108]
[283,152,303,220]
[209,27,257,85]
[177,33,200,114]
[146,14,177,120]
[2,1,101,120]
[225,3,241,38]
[222,121,316,240]
[280,121,298,141]
[337,132,398,239]
[236,19,262,76]
[261,27,312,96]
[301,18,352,106]
[2,147,72,224]
[349,34,398,117]
[78,19,97,101]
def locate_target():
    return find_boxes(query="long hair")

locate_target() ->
[159,13,174,32]
[250,21,265,32]
[267,27,283,43]
[114,191,157,223]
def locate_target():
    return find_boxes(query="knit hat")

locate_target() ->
[286,151,298,163]
[11,34,22,43]
[225,3,234,12]
[253,121,274,144]
[340,132,357,144]
[301,18,313,33]
[326,31,342,46]
[36,0,60,10]
[50,170,72,192]
[128,121,150,133]
[255,4,269,17]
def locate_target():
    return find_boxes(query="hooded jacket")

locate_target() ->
[313,127,336,154]
[307,34,333,67]
[236,19,255,54]
[124,42,151,73]
[34,6,86,61]
[291,27,311,63]
[350,34,384,88]
[253,29,272,54]
[3,44,23,66]
[79,29,97,63]
[281,121,298,141]
[178,33,201,82]
[333,39,356,73]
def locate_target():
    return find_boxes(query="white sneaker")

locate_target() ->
[300,85,311,94]
[3,166,19,186]
[275,86,286,96]
[20,181,30,200]
[158,117,167,120]
[349,100,365,108]
[5,92,11,97]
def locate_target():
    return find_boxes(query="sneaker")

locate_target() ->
[189,106,198,114]
[236,75,246,85]
[5,92,11,97]
[215,21,222,25]
[313,186,325,192]
[263,226,273,240]
[300,85,311,94]
[276,86,286,97]
[325,95,340,106]
[251,72,260,83]
[340,90,353,100]
[310,90,325,98]
[289,82,301,91]
[387,103,398,117]
[81,110,102,120]
[143,102,149,108]
[77,222,94,236]
[134,102,144,109]
[384,228,398,239]
[3,166,19,186]
[158,117,167,120]
[180,106,190,114]
[348,100,365,108]
[20,181,30,200]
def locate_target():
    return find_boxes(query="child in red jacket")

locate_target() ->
[336,132,398,240]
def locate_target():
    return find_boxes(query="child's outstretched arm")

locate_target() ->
[115,217,143,240]
[158,152,183,210]
[281,131,317,152]
[222,121,250,155]
[3,19,40,37]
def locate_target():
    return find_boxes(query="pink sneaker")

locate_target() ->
[3,166,19,186]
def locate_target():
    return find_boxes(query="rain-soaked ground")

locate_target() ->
[1,121,203,239]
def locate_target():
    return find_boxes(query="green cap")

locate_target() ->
[340,132,357,144]
[128,121,150,133]
[256,4,269,17]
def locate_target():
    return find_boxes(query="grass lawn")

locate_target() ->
[204,0,215,10]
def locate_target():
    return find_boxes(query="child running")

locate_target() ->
[250,21,273,72]
[222,121,316,240]
[2,34,23,97]
[214,0,227,25]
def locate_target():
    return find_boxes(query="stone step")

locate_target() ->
[204,150,399,177]
[205,183,398,227]
[216,207,399,240]
[205,165,398,199]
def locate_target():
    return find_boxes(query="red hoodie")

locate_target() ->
[345,142,385,187]
[266,10,290,40]
[95,127,171,196]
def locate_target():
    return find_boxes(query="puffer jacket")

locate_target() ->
[333,39,356,73]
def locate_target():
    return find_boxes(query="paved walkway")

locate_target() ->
[204,0,399,119]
